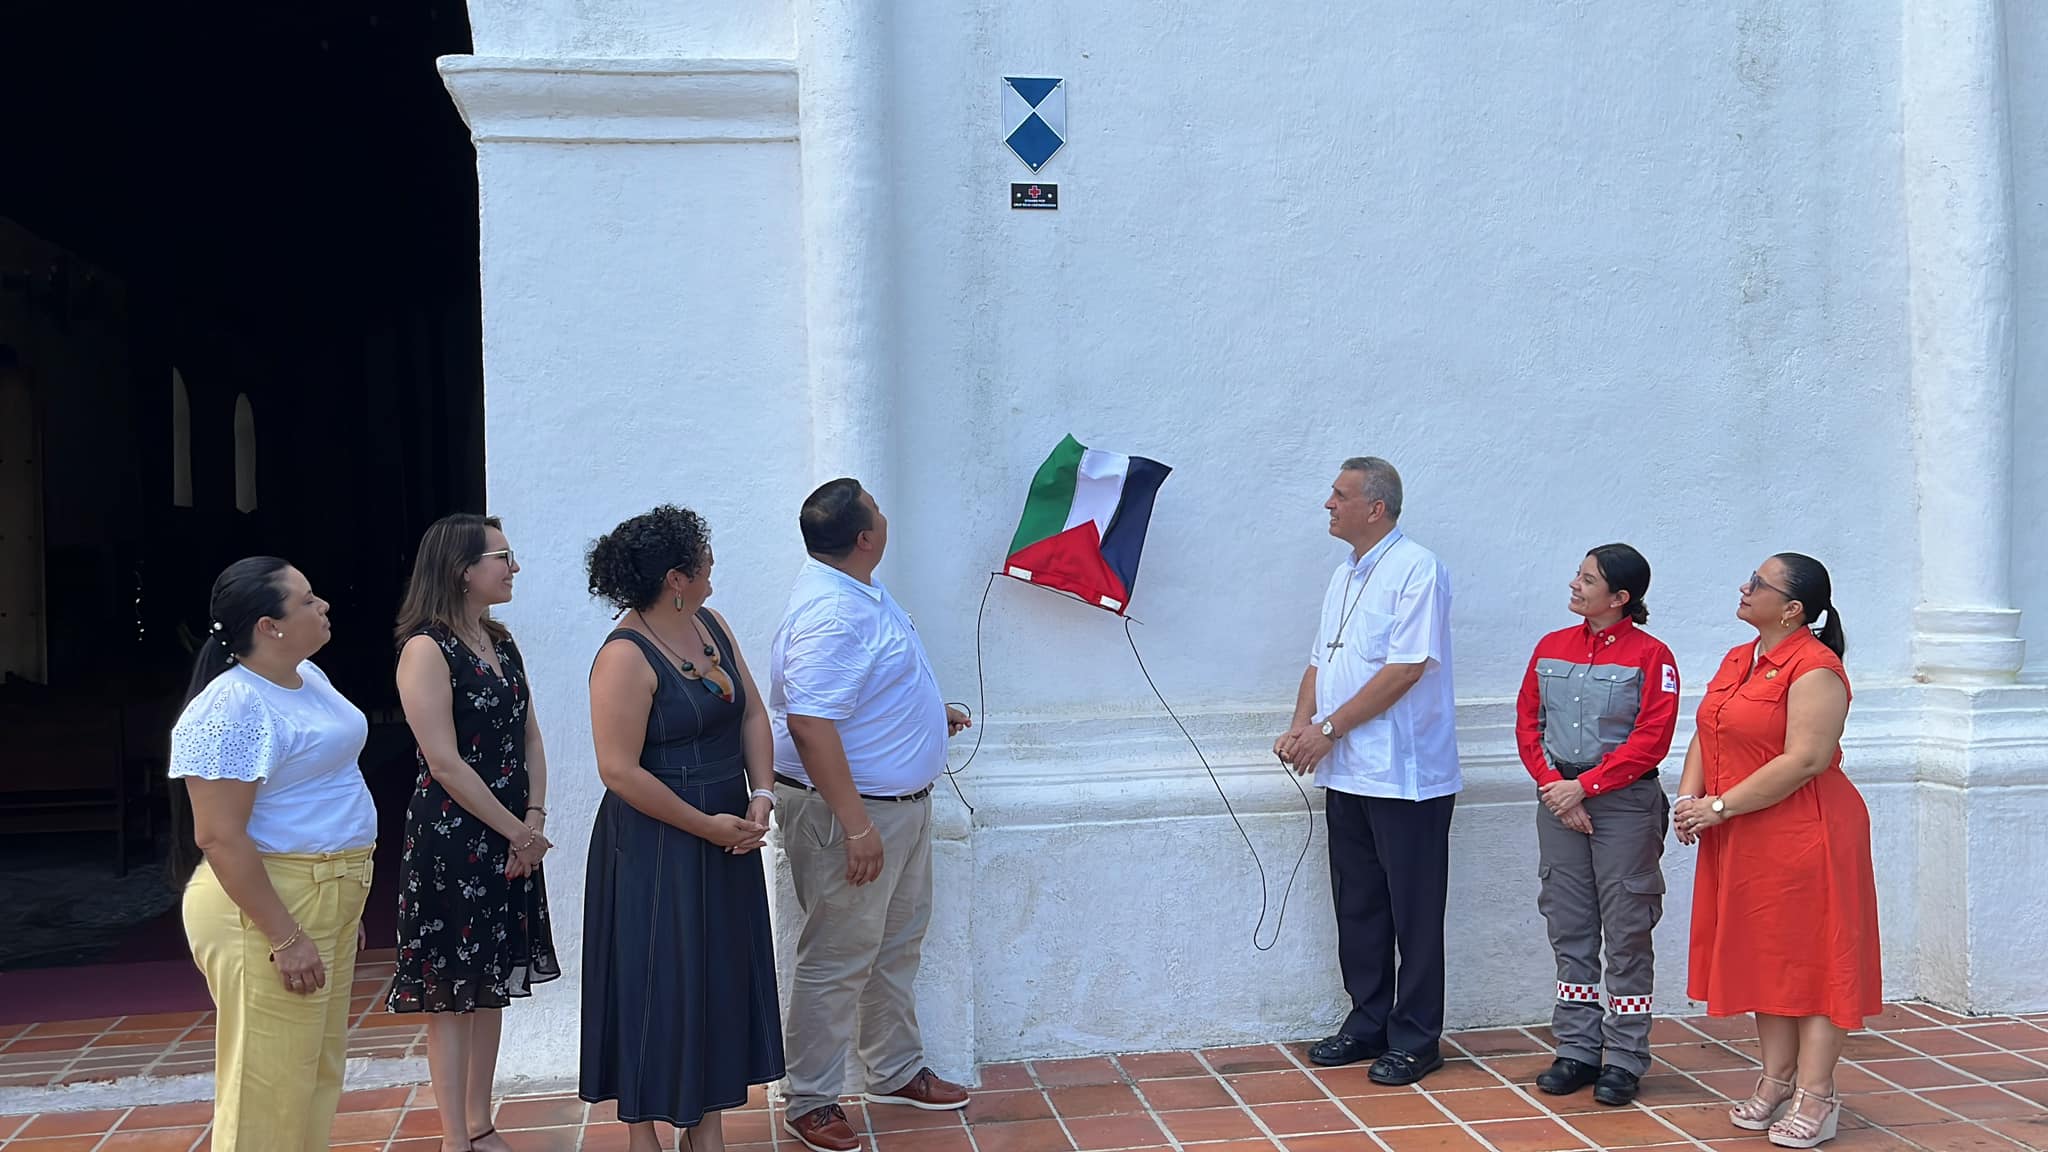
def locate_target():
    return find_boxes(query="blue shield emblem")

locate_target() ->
[1003,76,1066,173]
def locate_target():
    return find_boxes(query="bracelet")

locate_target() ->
[268,925,305,962]
[846,824,876,842]
[750,788,777,806]
[526,805,547,816]
[513,828,540,853]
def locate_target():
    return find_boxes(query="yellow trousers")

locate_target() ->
[183,846,374,1152]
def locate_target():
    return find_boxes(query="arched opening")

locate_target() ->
[231,393,257,513]
[170,369,192,508]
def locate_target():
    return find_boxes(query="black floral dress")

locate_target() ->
[387,623,560,1013]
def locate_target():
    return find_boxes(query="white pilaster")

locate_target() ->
[796,0,897,489]
[1903,0,2024,683]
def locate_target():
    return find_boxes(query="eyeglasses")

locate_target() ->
[1742,571,1790,598]
[478,549,515,565]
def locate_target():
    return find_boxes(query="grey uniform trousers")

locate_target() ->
[1535,773,1668,1076]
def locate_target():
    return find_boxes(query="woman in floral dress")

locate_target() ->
[388,514,561,1152]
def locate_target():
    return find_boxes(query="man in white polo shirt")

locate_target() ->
[1277,456,1460,1087]
[771,478,973,1152]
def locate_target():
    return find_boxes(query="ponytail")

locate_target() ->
[1770,552,1847,658]
[1587,543,1653,627]
[169,557,294,885]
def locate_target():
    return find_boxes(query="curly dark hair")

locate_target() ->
[587,505,710,611]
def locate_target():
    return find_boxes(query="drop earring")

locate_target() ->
[674,596,684,612]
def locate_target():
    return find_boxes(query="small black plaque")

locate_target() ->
[1011,182,1058,210]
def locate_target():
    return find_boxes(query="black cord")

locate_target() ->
[1122,616,1315,952]
[939,571,999,815]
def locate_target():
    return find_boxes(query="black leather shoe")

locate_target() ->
[1368,1047,1444,1086]
[1535,1057,1601,1096]
[1308,1033,1385,1067]
[1593,1065,1640,1106]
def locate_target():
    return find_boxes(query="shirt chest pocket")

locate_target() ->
[1348,609,1395,662]
[1588,665,1642,740]
[1534,660,1578,719]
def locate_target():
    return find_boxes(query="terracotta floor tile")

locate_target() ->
[1884,1122,2026,1151]
[95,1130,208,1151]
[965,1088,1055,1124]
[1997,1078,2048,1107]
[1136,1076,1234,1111]
[17,1109,130,1138]
[1203,1044,1298,1075]
[1049,1082,1144,1117]
[1469,1117,1588,1152]
[494,1094,589,1130]
[1857,1057,1978,1090]
[1915,1085,2043,1122]
[1847,1091,1960,1127]
[20,1017,119,1037]
[338,1085,415,1112]
[1422,1059,1505,1090]
[1227,1070,1325,1105]
[1893,1030,1999,1058]
[1343,1091,1448,1128]
[1375,1125,1491,1152]
[1062,1112,1166,1150]
[1904,1005,1982,1027]
[972,1118,1077,1152]
[1116,1050,1206,1080]
[1433,1086,1545,1123]
[1683,1015,1756,1042]
[1982,1117,2048,1148]
[115,1101,215,1129]
[1180,1143,1278,1152]
[327,1107,403,1142]
[977,1060,1036,1089]
[872,1129,977,1152]
[1555,1107,1693,1147]
[1286,1135,1389,1152]
[1943,1052,2048,1084]
[1157,1105,1264,1143]
[1489,1053,1563,1082]
[1250,1099,1356,1135]
[719,1109,780,1141]
[1032,1056,1123,1087]
[1633,1075,1722,1106]
[3,1035,96,1055]
[1452,1028,1545,1057]
[864,1105,965,1133]
[4,1138,109,1151]
[493,1127,580,1152]
[1958,1022,2048,1051]
[1656,1042,1759,1073]
[1649,1018,1711,1045]
[1650,1101,1746,1141]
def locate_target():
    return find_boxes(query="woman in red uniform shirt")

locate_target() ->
[1675,553,1879,1149]
[1516,544,1680,1106]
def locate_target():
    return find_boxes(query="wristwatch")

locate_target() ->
[1709,797,1727,815]
[1320,720,1336,738]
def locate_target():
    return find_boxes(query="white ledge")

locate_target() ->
[437,56,800,144]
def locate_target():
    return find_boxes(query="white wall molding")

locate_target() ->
[1904,0,2025,682]
[437,57,799,144]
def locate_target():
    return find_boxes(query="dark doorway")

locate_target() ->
[0,0,483,1007]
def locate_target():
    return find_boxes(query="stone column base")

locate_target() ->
[1912,606,2024,684]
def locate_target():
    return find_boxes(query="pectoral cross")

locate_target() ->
[1325,636,1344,658]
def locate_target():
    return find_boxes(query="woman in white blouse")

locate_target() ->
[170,556,379,1152]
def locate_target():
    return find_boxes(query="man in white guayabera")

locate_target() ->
[1276,456,1463,1088]
[769,478,974,1152]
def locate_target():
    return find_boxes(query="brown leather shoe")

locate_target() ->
[863,1066,970,1111]
[784,1103,863,1152]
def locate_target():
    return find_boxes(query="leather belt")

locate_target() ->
[1552,762,1657,782]
[774,772,934,803]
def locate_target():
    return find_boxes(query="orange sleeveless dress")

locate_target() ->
[1686,629,1881,1030]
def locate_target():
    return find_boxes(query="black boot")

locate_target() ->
[1535,1057,1601,1095]
[1593,1065,1641,1106]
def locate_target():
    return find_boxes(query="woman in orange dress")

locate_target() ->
[1674,553,1879,1150]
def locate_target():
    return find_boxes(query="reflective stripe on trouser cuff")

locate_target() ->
[1557,982,1601,1003]
[1608,994,1653,1015]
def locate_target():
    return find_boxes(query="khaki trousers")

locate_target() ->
[776,784,933,1119]
[183,847,374,1152]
